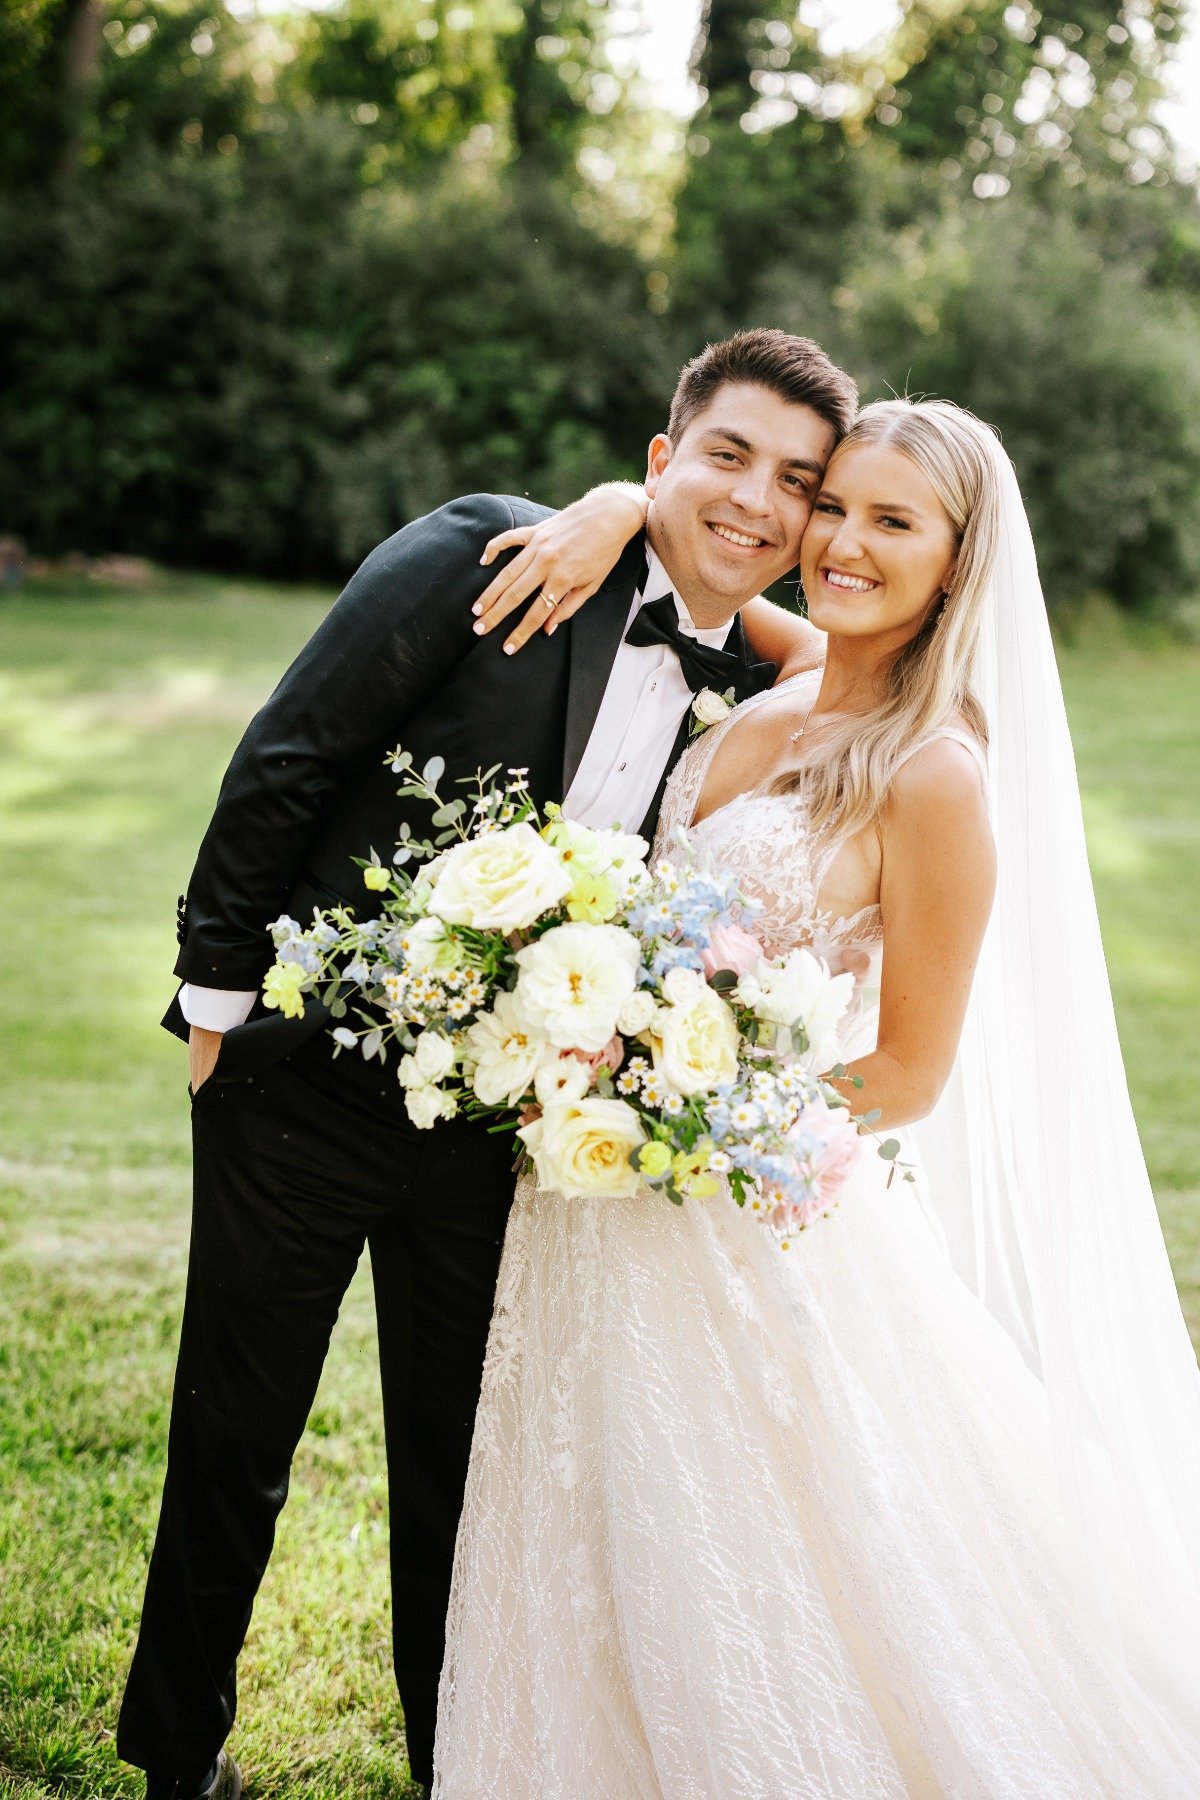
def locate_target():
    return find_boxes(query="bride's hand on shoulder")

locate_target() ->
[473,481,649,655]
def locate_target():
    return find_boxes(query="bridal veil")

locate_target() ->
[911,438,1200,1681]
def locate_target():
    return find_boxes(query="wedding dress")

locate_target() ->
[433,450,1200,1797]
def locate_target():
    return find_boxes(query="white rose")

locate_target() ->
[533,1056,591,1106]
[654,985,741,1096]
[464,991,546,1107]
[514,922,641,1053]
[736,948,855,1070]
[616,988,660,1036]
[692,687,732,727]
[412,1029,457,1083]
[404,1082,458,1130]
[427,822,572,932]
[519,1095,646,1197]
[661,965,706,1006]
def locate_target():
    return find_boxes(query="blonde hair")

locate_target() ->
[781,397,1001,839]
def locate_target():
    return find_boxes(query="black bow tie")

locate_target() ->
[624,594,776,700]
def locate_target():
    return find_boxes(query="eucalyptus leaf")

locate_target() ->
[860,1107,882,1126]
[878,1138,901,1160]
[329,998,347,1019]
[362,1028,384,1062]
[709,968,738,992]
[422,755,446,785]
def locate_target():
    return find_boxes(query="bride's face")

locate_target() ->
[799,442,959,646]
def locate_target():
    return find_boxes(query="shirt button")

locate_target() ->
[650,680,658,692]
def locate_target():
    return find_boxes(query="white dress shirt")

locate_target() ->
[179,549,730,1032]
[561,549,731,830]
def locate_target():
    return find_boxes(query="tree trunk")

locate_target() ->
[53,0,105,186]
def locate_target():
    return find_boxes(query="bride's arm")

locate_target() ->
[473,481,649,653]
[829,740,996,1130]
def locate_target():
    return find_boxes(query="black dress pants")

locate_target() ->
[116,1029,516,1791]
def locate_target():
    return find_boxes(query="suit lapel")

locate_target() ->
[638,709,692,845]
[561,532,647,797]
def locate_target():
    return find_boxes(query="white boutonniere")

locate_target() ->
[690,686,735,738]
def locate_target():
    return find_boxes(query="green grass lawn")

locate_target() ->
[1,574,1197,1797]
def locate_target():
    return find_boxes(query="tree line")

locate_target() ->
[2,0,1199,614]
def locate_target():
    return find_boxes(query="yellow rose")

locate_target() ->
[363,864,391,892]
[637,1140,673,1180]
[262,962,309,1020]
[519,1095,646,1198]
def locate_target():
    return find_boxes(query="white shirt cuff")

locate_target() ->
[178,983,256,1032]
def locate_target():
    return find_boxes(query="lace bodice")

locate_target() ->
[654,670,987,1057]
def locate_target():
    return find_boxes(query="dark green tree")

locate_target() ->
[672,0,863,330]
[0,0,105,189]
[877,0,1188,193]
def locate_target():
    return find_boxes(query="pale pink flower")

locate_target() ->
[813,1117,862,1205]
[700,922,764,980]
[561,1033,625,1077]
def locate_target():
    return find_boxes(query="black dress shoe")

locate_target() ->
[146,1750,242,1800]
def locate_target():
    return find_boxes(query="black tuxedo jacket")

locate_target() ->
[168,492,770,1082]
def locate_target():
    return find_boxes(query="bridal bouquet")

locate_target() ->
[262,750,870,1242]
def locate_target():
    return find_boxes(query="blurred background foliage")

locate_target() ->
[2,0,1199,615]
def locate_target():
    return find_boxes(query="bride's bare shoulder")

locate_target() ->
[884,725,994,878]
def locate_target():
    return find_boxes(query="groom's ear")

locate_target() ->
[645,433,672,496]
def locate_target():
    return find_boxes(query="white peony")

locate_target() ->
[616,988,660,1036]
[692,687,733,727]
[404,1081,458,1130]
[463,991,546,1108]
[513,922,641,1052]
[519,1095,646,1197]
[426,822,572,932]
[654,985,740,1096]
[736,948,855,1070]
[533,1057,591,1106]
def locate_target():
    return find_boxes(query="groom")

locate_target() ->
[117,328,857,1798]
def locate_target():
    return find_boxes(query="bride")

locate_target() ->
[431,399,1200,1797]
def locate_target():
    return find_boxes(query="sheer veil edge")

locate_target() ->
[909,443,1200,1678]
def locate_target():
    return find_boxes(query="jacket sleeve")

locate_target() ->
[174,492,520,989]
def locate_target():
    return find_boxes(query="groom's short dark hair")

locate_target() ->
[668,328,858,445]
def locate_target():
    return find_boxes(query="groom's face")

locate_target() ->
[644,381,836,624]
